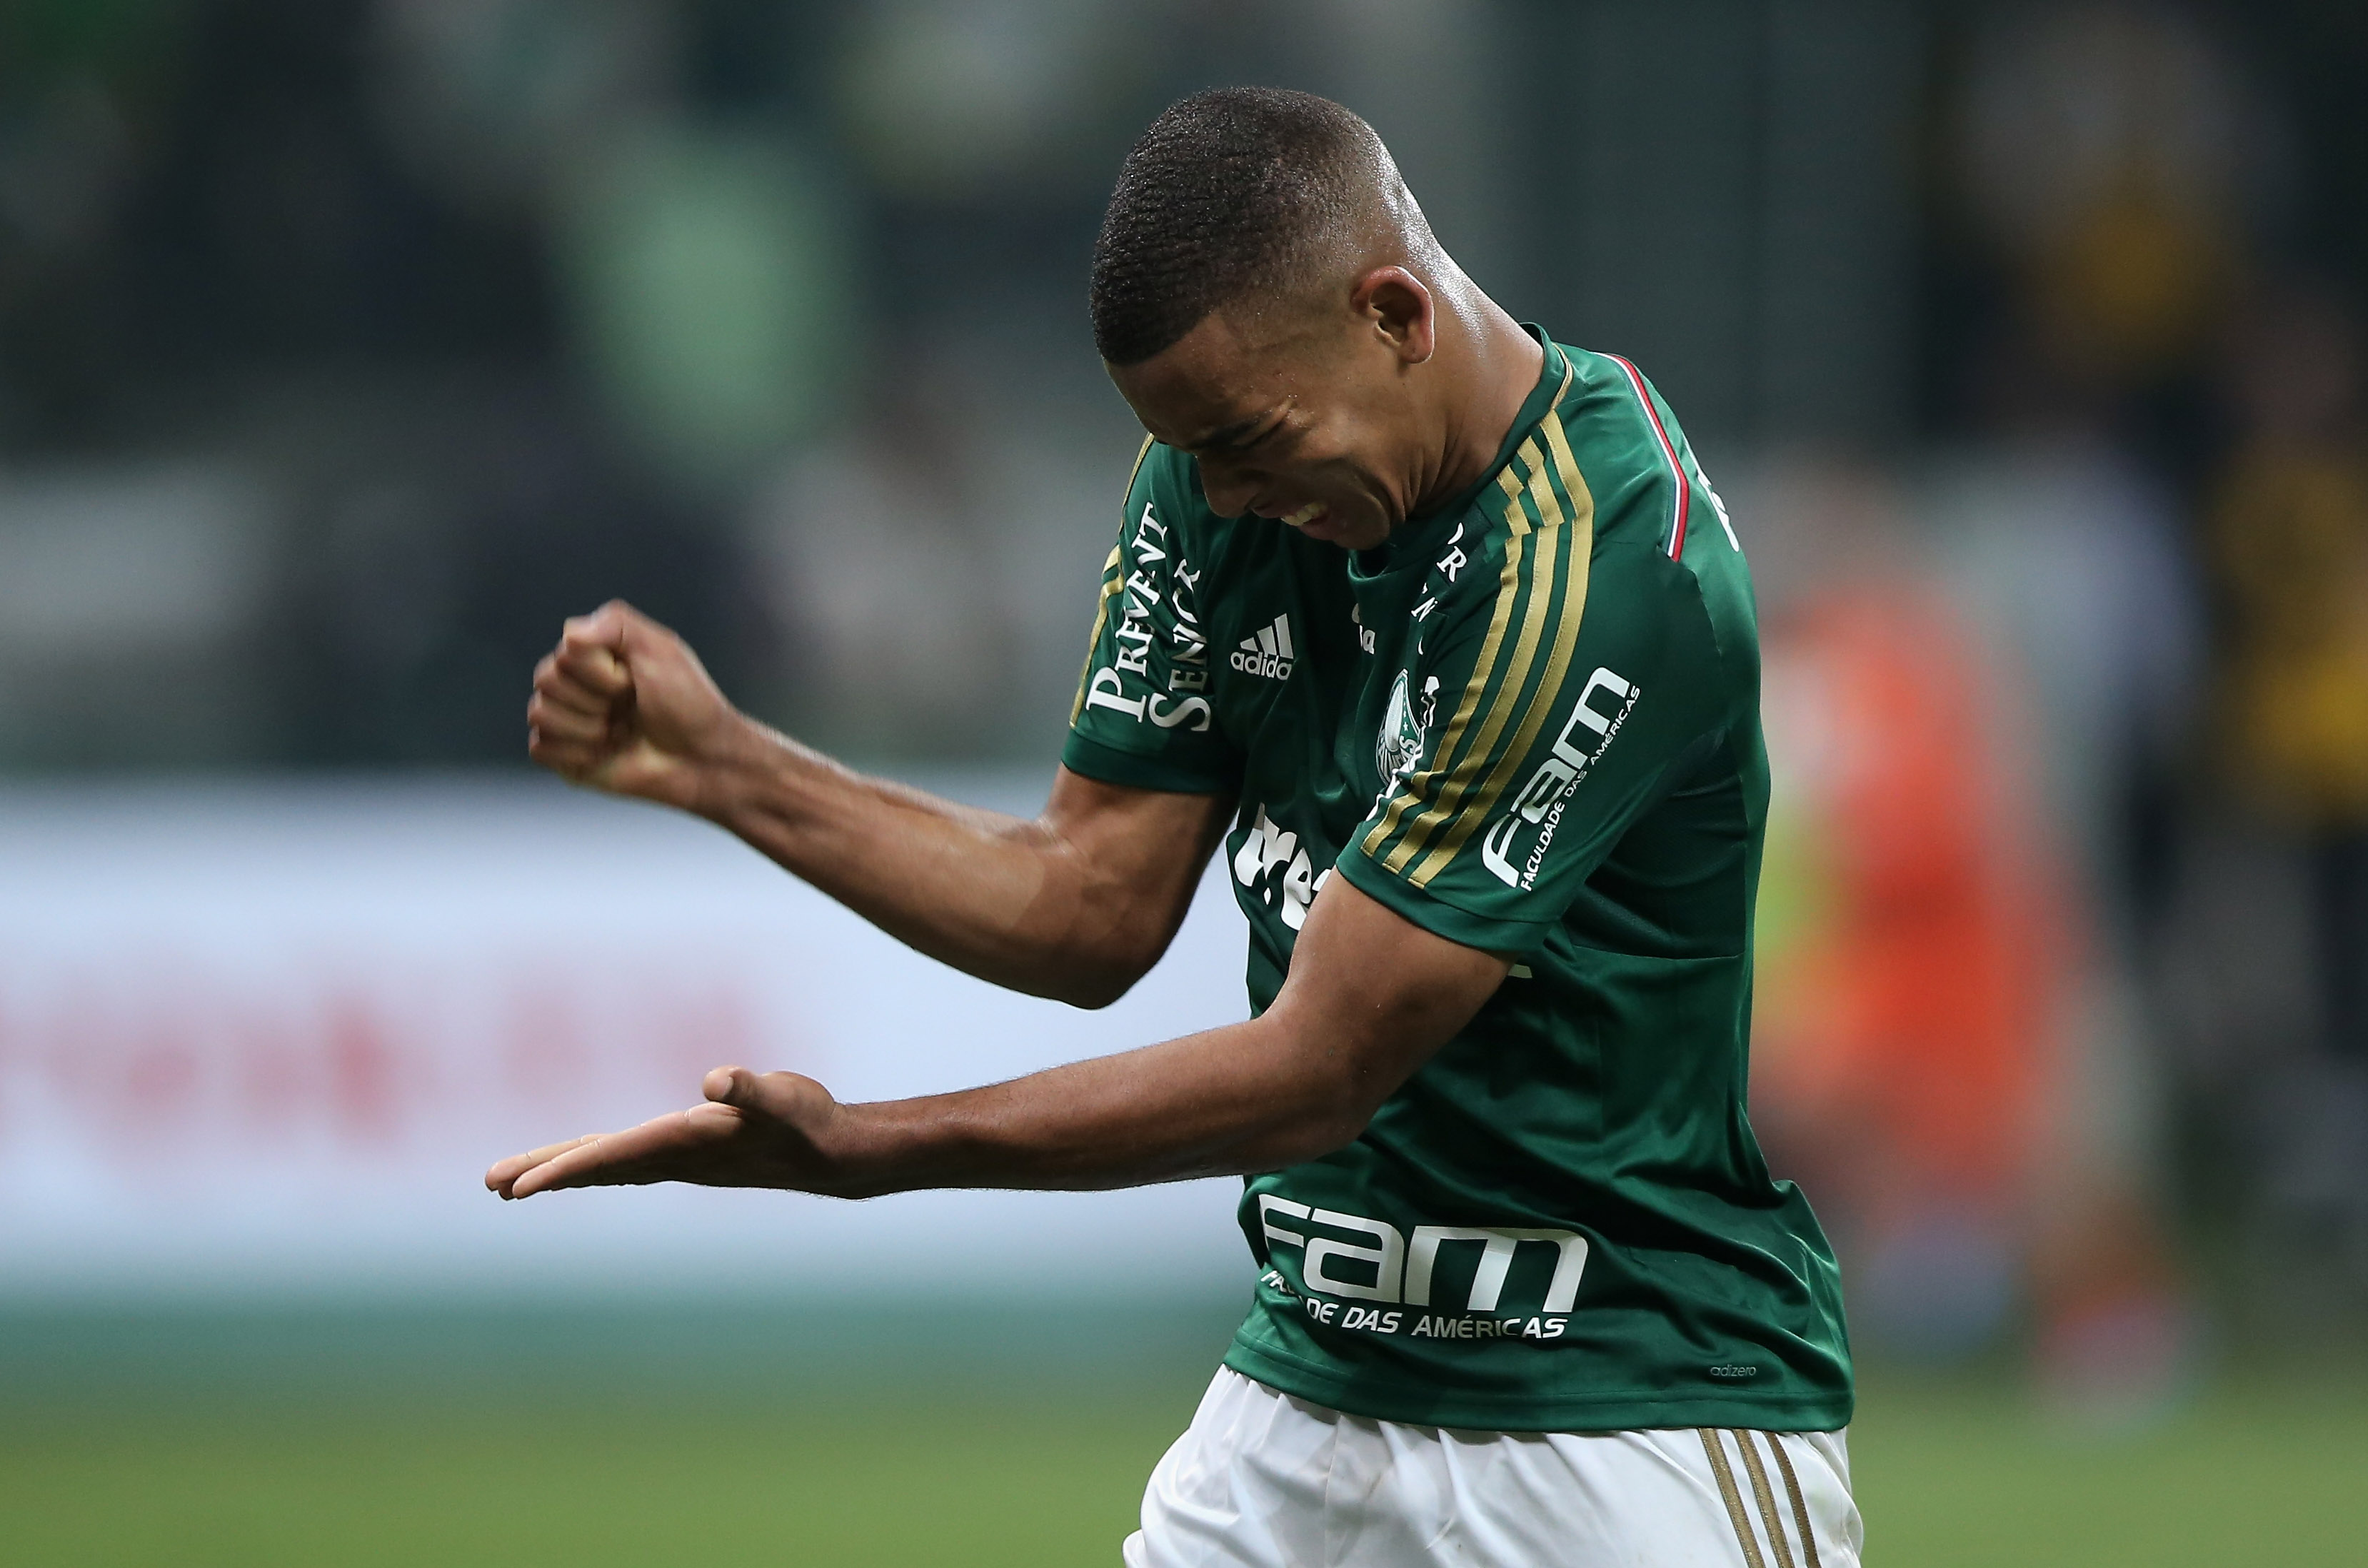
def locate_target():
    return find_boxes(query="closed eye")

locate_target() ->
[1196,403,1295,457]
[1230,416,1293,453]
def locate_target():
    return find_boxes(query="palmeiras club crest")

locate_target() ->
[1377,670,1435,783]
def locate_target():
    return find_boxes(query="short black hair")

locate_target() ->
[1090,87,1384,366]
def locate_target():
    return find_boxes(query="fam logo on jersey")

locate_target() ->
[1230,615,1295,680]
[1375,670,1441,784]
[1233,804,1328,930]
[1480,666,1640,890]
[1255,1195,1586,1340]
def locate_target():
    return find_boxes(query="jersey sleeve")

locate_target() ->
[1060,441,1242,795]
[1340,478,1742,955]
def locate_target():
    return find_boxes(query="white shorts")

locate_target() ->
[1124,1368,1862,1568]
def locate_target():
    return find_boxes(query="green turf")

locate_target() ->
[9,1399,1183,1568]
[4,1303,2364,1565]
[1848,1367,2368,1567]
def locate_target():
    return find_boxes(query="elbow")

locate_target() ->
[1310,1094,1382,1162]
[1267,1117,1366,1169]
[1053,970,1137,1011]
[1047,951,1154,1010]
[1045,922,1169,1010]
[1260,1109,1372,1170]
[1261,1061,1382,1167]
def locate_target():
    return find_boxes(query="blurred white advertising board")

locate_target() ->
[0,773,1253,1300]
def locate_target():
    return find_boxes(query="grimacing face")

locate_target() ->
[1106,281,1433,553]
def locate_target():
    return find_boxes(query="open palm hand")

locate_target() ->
[486,1067,848,1200]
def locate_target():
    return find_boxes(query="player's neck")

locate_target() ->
[1410,286,1544,521]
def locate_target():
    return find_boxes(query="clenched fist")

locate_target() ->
[526,600,743,810]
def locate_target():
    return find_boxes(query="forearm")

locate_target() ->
[692,717,1130,1002]
[787,878,1507,1197]
[529,602,1223,1006]
[816,1015,1368,1197]
[485,875,1508,1207]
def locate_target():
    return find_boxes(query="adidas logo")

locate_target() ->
[1229,615,1296,681]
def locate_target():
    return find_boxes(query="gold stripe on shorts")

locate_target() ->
[1735,1432,1797,1568]
[1697,1428,1767,1568]
[1767,1433,1824,1568]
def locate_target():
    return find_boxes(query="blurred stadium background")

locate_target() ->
[4,1,2366,1562]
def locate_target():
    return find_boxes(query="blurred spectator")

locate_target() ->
[745,368,1023,759]
[553,121,855,487]
[1958,6,2254,399]
[1940,1,2292,513]
[1751,465,2055,1362]
[2206,279,2368,1267]
[1749,456,2199,1412]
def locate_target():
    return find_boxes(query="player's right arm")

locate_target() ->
[526,600,1230,1010]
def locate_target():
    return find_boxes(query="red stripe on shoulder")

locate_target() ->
[1605,353,1689,559]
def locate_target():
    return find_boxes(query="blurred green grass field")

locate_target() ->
[4,1300,2364,1567]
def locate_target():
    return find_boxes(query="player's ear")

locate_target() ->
[1354,266,1435,366]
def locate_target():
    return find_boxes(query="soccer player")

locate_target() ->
[492,89,1858,1566]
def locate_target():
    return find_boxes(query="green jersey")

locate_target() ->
[1063,332,1852,1433]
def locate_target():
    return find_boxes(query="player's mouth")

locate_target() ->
[1280,503,1329,529]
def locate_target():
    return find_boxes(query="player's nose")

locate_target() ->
[1198,463,1260,519]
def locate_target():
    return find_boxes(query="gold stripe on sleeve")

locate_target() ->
[1404,416,1595,885]
[1358,461,1533,861]
[1378,448,1562,873]
[1390,448,1569,874]
[1698,1429,1769,1568]
[1767,1434,1825,1568]
[1737,1431,1799,1568]
[1067,547,1127,725]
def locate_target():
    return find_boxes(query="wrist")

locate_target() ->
[683,709,789,821]
[811,1099,938,1200]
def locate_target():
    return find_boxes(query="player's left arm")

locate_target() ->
[485,875,1507,1200]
